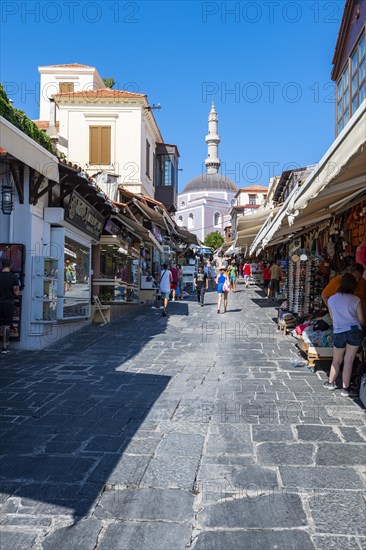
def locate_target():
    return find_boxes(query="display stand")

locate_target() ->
[31,257,58,323]
[296,338,333,367]
[91,296,110,325]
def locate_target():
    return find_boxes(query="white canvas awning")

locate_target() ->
[0,116,59,182]
[235,207,280,248]
[250,100,366,254]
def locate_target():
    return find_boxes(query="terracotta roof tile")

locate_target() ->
[238,185,268,192]
[232,204,261,210]
[43,63,94,68]
[33,120,59,130]
[54,88,145,99]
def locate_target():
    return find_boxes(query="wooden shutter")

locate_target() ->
[100,126,111,165]
[59,82,74,93]
[146,140,150,177]
[89,126,111,165]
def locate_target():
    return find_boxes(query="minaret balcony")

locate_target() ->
[205,134,220,143]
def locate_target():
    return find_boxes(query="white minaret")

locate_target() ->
[204,99,221,174]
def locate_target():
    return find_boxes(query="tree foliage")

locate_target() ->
[204,231,224,250]
[0,84,54,153]
[102,78,116,89]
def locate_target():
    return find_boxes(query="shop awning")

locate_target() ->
[147,231,165,253]
[0,116,59,182]
[235,207,280,248]
[176,228,202,246]
[114,213,165,252]
[114,213,149,241]
[250,100,366,254]
[226,244,241,254]
[133,198,166,228]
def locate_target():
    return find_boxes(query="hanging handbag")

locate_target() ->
[223,280,230,292]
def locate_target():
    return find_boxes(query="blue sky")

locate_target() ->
[1,0,345,191]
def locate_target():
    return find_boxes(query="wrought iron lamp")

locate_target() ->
[1,182,14,214]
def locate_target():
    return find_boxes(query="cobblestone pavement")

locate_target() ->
[1,283,365,550]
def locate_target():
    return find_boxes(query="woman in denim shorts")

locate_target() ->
[324,273,365,397]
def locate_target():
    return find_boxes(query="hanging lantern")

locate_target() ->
[1,183,14,215]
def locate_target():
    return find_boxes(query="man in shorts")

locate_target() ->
[194,264,209,306]
[243,260,252,288]
[159,264,172,317]
[0,258,20,354]
[269,260,283,301]
[228,260,238,292]
[169,263,178,302]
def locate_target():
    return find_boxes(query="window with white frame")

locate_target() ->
[181,200,186,208]
[248,194,256,205]
[336,32,365,135]
[177,215,183,227]
[214,212,220,226]
[188,213,194,229]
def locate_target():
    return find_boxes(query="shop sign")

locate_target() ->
[65,192,104,239]
[104,218,123,238]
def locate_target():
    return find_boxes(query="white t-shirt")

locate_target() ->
[159,269,171,293]
[328,293,361,333]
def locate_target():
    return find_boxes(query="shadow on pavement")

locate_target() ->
[0,308,170,522]
[160,303,190,316]
[251,298,281,309]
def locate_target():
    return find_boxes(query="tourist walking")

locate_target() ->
[216,267,229,314]
[208,262,216,288]
[194,265,208,306]
[169,263,179,301]
[263,263,271,297]
[243,260,252,288]
[0,258,20,354]
[159,264,172,317]
[177,264,184,300]
[228,259,238,292]
[269,260,283,301]
[323,273,365,397]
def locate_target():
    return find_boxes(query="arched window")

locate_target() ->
[188,213,194,229]
[177,215,183,227]
[214,212,220,226]
[231,198,236,207]
[181,200,186,208]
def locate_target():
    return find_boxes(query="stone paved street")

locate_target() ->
[1,284,365,549]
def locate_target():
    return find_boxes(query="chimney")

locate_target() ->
[49,98,56,127]
[46,98,58,138]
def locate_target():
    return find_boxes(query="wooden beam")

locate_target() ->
[49,186,73,207]
[34,179,58,204]
[9,162,24,204]
[30,173,45,205]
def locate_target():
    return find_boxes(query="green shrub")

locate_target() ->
[0,83,54,153]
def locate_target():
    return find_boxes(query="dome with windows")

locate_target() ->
[182,172,238,194]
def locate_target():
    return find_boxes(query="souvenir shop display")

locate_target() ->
[280,253,334,368]
[287,257,323,316]
[287,313,334,368]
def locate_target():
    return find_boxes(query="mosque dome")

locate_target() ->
[182,172,238,193]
